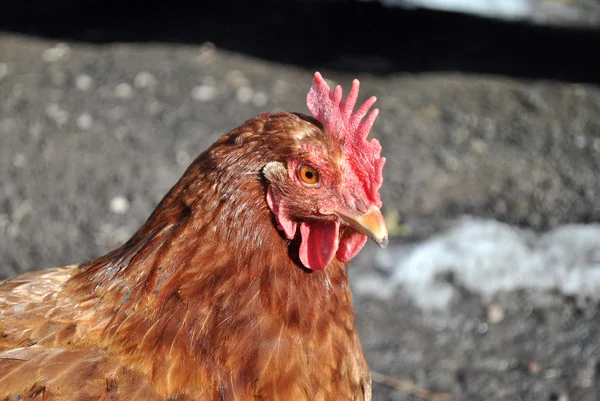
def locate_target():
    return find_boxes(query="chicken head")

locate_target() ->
[263,72,388,271]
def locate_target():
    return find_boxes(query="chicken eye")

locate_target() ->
[299,164,319,185]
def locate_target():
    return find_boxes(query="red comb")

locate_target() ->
[306,72,385,198]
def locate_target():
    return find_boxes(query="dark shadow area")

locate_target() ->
[1,0,600,83]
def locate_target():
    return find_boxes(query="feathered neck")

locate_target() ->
[64,112,367,399]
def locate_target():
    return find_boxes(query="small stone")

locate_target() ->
[41,43,71,62]
[252,91,269,107]
[191,85,216,102]
[574,135,587,149]
[451,127,470,144]
[75,74,93,91]
[199,41,216,54]
[13,200,32,222]
[420,104,440,118]
[463,113,478,127]
[226,70,250,88]
[76,113,93,130]
[177,150,191,166]
[196,42,216,63]
[236,86,253,103]
[0,63,8,80]
[528,361,540,375]
[12,153,27,168]
[114,83,133,98]
[45,103,70,127]
[487,304,505,324]
[470,139,488,154]
[134,71,157,89]
[7,224,19,238]
[109,196,130,214]
[477,323,488,334]
[444,155,459,171]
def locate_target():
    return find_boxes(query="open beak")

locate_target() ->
[331,206,389,249]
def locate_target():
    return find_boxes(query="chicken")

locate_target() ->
[0,72,387,401]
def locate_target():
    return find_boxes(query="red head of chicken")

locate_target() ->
[266,72,387,270]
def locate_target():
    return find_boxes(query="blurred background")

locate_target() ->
[1,1,600,399]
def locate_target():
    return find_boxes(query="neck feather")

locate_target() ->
[65,113,361,397]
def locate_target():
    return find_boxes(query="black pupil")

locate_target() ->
[304,170,313,180]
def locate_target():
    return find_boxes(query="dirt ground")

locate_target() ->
[1,4,600,400]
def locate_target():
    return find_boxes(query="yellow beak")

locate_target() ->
[332,206,388,249]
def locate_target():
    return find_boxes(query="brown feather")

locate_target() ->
[0,112,371,400]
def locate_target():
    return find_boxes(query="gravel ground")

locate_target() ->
[2,5,600,400]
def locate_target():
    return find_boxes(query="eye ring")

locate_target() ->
[298,164,319,185]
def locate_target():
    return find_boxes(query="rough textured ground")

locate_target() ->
[1,7,600,400]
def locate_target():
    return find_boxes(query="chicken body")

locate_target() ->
[0,74,385,400]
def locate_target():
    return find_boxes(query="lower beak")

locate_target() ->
[331,206,389,249]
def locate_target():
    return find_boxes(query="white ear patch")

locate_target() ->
[262,161,286,183]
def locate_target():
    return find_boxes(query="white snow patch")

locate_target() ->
[365,217,600,310]
[379,0,531,20]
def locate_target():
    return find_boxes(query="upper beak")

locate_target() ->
[331,206,389,249]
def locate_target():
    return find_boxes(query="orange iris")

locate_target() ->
[299,165,319,184]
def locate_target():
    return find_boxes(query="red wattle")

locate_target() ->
[336,230,368,262]
[266,187,297,240]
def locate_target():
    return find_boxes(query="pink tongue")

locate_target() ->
[299,220,340,270]
[336,230,368,262]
